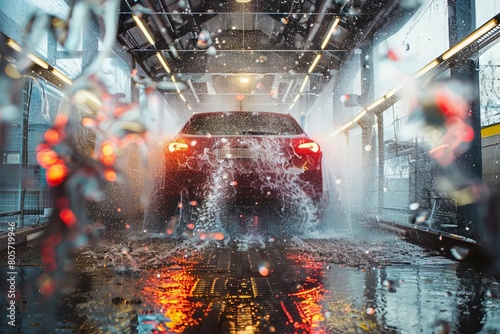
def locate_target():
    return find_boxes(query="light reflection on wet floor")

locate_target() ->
[1,230,500,334]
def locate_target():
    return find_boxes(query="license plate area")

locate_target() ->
[217,147,255,159]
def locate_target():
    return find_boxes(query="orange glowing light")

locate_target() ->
[105,169,117,182]
[259,266,269,276]
[101,153,116,166]
[59,208,76,227]
[187,223,195,230]
[81,117,96,127]
[168,141,189,153]
[214,232,225,241]
[101,143,114,155]
[54,113,68,128]
[236,94,245,101]
[46,163,67,186]
[37,274,56,295]
[44,129,60,145]
[37,149,58,168]
[166,228,173,235]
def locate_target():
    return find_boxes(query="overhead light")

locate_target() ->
[27,54,49,69]
[414,59,440,78]
[235,0,252,3]
[299,75,309,93]
[385,80,407,99]
[340,120,353,131]
[52,68,72,85]
[7,39,49,69]
[6,39,22,52]
[293,94,300,102]
[321,17,341,50]
[340,121,353,132]
[156,52,171,74]
[288,103,295,111]
[330,129,341,136]
[170,75,181,93]
[442,18,498,60]
[187,104,192,110]
[366,97,386,111]
[179,93,186,102]
[132,14,156,45]
[240,76,250,83]
[352,109,367,123]
[308,54,322,74]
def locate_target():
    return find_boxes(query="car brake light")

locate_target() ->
[167,141,189,152]
[297,141,320,153]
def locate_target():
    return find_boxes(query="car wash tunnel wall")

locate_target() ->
[0,0,499,257]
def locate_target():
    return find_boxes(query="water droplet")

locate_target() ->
[207,46,217,56]
[409,202,420,210]
[365,144,372,151]
[366,307,375,315]
[259,265,269,276]
[450,246,469,260]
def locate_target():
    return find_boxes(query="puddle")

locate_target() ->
[2,232,499,333]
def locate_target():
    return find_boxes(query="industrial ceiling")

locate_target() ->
[117,0,403,116]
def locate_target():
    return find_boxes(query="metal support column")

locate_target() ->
[377,113,384,213]
[82,13,99,71]
[19,82,32,227]
[448,0,483,239]
[360,45,377,214]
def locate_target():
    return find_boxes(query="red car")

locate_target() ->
[145,111,323,234]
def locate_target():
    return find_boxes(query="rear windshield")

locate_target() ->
[181,112,304,136]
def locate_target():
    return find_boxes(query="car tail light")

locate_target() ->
[294,139,320,154]
[167,141,189,152]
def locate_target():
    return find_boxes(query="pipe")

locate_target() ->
[141,0,175,44]
[305,0,333,48]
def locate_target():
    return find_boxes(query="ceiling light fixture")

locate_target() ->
[171,75,181,93]
[235,0,252,3]
[156,52,171,74]
[321,17,341,50]
[299,75,309,93]
[27,54,49,69]
[414,59,440,79]
[288,103,295,111]
[6,39,22,52]
[132,15,156,45]
[442,18,498,60]
[366,97,386,111]
[308,54,322,74]
[179,93,186,102]
[352,109,367,123]
[7,39,49,69]
[52,68,72,85]
[340,121,353,131]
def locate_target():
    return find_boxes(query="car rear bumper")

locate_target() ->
[163,169,323,203]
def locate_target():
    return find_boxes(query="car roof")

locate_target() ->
[188,111,296,119]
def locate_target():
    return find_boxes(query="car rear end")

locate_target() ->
[164,112,323,206]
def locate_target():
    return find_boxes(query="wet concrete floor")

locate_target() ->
[1,224,500,333]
